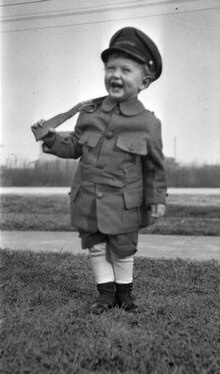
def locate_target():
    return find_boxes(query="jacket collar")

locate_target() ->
[101,95,145,116]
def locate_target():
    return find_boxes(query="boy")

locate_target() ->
[33,27,167,314]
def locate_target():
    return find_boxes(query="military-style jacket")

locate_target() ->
[43,96,167,234]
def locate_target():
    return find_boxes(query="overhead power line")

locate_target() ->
[1,0,219,33]
[1,5,219,34]
[0,0,52,7]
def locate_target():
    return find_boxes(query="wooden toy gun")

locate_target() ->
[31,96,106,141]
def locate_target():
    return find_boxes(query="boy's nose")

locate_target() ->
[112,68,121,78]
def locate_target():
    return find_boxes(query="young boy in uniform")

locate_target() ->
[33,27,167,314]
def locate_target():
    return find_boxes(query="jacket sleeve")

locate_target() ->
[42,116,83,159]
[142,118,167,208]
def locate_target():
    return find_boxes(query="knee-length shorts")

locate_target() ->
[79,230,138,257]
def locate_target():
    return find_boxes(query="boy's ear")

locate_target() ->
[140,76,152,91]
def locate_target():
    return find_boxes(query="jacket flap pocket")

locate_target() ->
[117,134,147,155]
[123,188,143,209]
[79,131,101,148]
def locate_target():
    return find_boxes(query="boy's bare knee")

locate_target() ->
[89,242,106,256]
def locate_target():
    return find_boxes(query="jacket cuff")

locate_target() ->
[42,132,56,150]
[145,190,167,207]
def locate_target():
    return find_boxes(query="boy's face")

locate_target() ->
[104,55,148,102]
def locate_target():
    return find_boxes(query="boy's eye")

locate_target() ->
[123,68,131,73]
[105,66,114,72]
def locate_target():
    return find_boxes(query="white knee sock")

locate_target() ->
[110,250,134,284]
[89,243,114,284]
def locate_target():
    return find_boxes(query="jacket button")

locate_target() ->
[96,192,103,199]
[106,131,113,139]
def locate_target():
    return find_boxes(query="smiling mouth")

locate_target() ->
[110,82,123,89]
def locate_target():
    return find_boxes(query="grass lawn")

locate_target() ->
[1,193,220,235]
[1,249,220,374]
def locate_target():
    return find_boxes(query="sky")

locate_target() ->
[1,1,220,165]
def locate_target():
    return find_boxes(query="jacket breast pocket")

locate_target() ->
[79,131,101,148]
[78,131,101,159]
[116,134,147,156]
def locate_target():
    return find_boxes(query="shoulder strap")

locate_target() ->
[72,96,106,114]
[31,96,107,141]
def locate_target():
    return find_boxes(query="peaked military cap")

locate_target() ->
[101,27,162,81]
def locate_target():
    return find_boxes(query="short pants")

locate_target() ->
[79,230,138,257]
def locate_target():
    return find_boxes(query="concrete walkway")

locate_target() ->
[1,231,220,262]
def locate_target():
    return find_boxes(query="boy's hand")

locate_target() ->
[31,119,56,142]
[32,119,55,134]
[32,119,46,129]
[150,204,166,218]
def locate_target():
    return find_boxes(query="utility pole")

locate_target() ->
[174,136,176,161]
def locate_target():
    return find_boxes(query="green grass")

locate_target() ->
[1,193,220,235]
[1,249,220,374]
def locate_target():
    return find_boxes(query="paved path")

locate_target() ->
[1,231,219,261]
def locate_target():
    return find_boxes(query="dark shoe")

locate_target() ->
[91,282,116,314]
[115,283,139,312]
